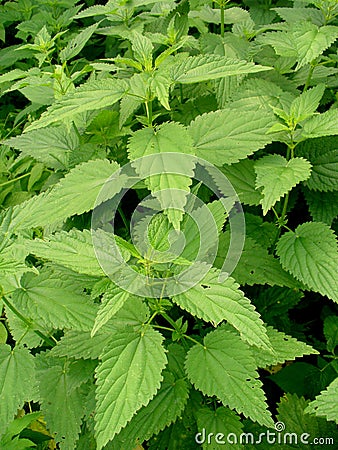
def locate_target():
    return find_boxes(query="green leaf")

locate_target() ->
[289,84,325,123]
[130,31,153,70]
[0,345,36,436]
[173,269,271,350]
[305,378,338,424]
[7,159,120,232]
[215,234,302,289]
[12,270,97,331]
[52,297,150,360]
[304,188,338,225]
[278,393,337,440]
[60,23,98,63]
[254,155,312,215]
[110,371,189,449]
[94,327,167,449]
[220,159,262,206]
[5,125,79,169]
[171,55,271,84]
[277,222,338,302]
[324,315,338,354]
[297,136,338,192]
[128,122,195,228]
[27,229,106,277]
[25,78,127,131]
[259,22,338,70]
[36,354,90,449]
[185,327,274,428]
[188,107,274,166]
[92,283,140,336]
[302,109,338,139]
[251,326,318,368]
[195,406,244,450]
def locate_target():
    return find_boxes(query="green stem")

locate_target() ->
[118,206,129,232]
[220,5,225,37]
[1,295,54,347]
[0,172,31,188]
[145,100,153,127]
[303,64,315,92]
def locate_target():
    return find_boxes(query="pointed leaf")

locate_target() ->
[128,122,195,228]
[277,222,338,302]
[7,159,120,232]
[25,79,127,131]
[173,269,271,350]
[302,109,338,139]
[188,107,274,166]
[92,284,140,336]
[290,84,325,123]
[111,372,189,449]
[0,345,36,436]
[305,378,338,424]
[304,189,338,225]
[60,23,98,63]
[185,328,274,428]
[251,326,318,368]
[171,55,271,84]
[297,136,338,192]
[94,327,167,449]
[254,155,312,215]
[12,270,97,331]
[36,355,90,449]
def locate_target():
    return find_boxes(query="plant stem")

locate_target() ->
[220,5,225,37]
[0,172,31,188]
[145,99,153,127]
[1,295,54,347]
[303,64,315,92]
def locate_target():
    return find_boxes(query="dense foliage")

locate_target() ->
[0,0,338,449]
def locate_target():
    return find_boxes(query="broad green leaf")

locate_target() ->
[220,160,262,206]
[277,222,338,302]
[188,107,274,165]
[110,371,189,449]
[171,55,271,83]
[25,78,127,131]
[5,125,78,169]
[324,315,338,354]
[52,297,150,360]
[297,137,338,192]
[195,406,244,450]
[304,189,338,225]
[278,394,337,440]
[0,345,36,436]
[51,331,113,360]
[305,378,338,424]
[185,327,274,428]
[254,155,312,215]
[36,355,90,449]
[0,412,41,448]
[7,159,120,233]
[27,229,106,277]
[173,269,271,350]
[0,323,7,344]
[92,283,140,336]
[302,109,338,139]
[128,122,195,228]
[251,326,318,368]
[259,22,338,70]
[94,327,167,449]
[215,234,302,289]
[289,84,325,123]
[12,270,97,331]
[130,31,153,70]
[60,23,98,63]
[273,7,325,26]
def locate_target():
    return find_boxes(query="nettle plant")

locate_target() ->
[0,0,338,449]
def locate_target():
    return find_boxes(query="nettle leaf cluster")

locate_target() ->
[0,0,337,448]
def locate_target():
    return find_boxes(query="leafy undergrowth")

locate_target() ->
[0,0,337,449]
